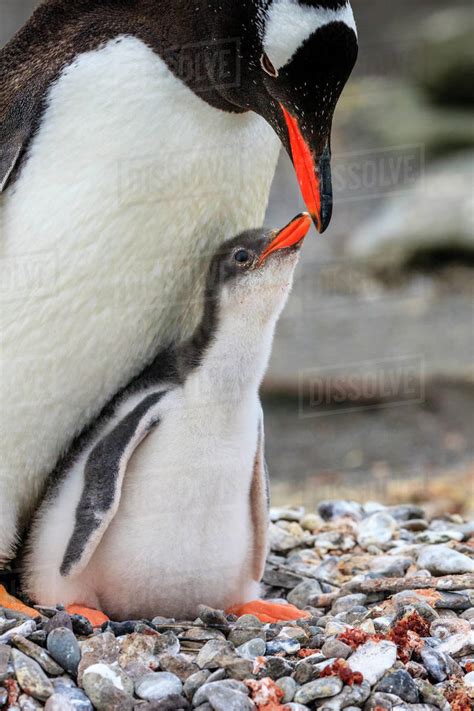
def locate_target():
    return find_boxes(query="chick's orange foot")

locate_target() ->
[66,605,109,628]
[0,584,37,618]
[227,599,311,623]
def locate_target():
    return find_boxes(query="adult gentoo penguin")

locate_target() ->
[0,1,357,564]
[22,214,312,623]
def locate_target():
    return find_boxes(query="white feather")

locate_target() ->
[263,0,357,70]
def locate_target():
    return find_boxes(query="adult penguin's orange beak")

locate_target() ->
[281,105,332,234]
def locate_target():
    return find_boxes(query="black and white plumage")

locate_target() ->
[0,1,357,563]
[22,215,310,620]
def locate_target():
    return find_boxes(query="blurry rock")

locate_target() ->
[413,8,474,107]
[348,153,474,272]
[357,512,398,549]
[417,544,474,575]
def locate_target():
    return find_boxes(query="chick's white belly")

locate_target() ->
[85,424,259,619]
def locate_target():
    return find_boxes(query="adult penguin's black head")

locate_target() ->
[206,0,358,233]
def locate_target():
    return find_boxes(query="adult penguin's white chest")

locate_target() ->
[0,36,280,530]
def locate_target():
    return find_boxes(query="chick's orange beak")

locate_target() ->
[281,105,332,233]
[259,213,311,263]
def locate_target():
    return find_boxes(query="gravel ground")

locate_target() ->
[1,501,473,710]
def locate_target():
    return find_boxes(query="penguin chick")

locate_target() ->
[22,214,311,621]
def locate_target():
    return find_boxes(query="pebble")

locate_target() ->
[376,670,420,703]
[135,671,182,701]
[270,506,304,522]
[11,635,63,677]
[287,580,322,609]
[46,627,81,676]
[1,500,472,710]
[235,637,266,659]
[276,675,297,703]
[158,653,199,681]
[321,638,352,659]
[82,663,134,710]
[43,612,73,634]
[12,649,54,701]
[348,640,398,685]
[357,512,398,548]
[192,679,249,706]
[294,676,343,704]
[318,500,363,521]
[417,544,474,575]
[205,683,254,710]
[268,523,304,552]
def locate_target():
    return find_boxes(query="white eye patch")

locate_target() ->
[263,0,357,71]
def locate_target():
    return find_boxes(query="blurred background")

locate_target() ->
[2,1,473,515]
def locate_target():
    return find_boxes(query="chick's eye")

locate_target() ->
[261,52,278,77]
[234,249,250,264]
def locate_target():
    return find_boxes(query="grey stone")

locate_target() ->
[18,694,43,710]
[192,679,249,707]
[12,635,63,677]
[12,649,54,701]
[81,663,134,710]
[196,606,228,627]
[357,513,398,549]
[364,692,405,711]
[153,633,180,657]
[178,628,225,642]
[0,620,36,644]
[77,632,120,685]
[437,630,474,657]
[263,566,304,589]
[347,640,397,685]
[430,617,471,639]
[47,628,81,676]
[0,644,11,683]
[195,640,234,670]
[294,677,343,704]
[318,501,363,521]
[287,580,322,609]
[321,639,352,660]
[268,524,304,552]
[276,676,296,703]
[376,671,419,703]
[183,669,211,701]
[205,684,254,711]
[44,613,73,634]
[415,679,451,711]
[265,638,300,655]
[135,672,182,702]
[158,653,199,681]
[331,594,367,614]
[417,545,474,575]
[235,638,266,660]
[257,656,293,681]
[270,507,305,522]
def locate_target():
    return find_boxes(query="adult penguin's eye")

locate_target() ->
[260,52,278,78]
[234,249,250,264]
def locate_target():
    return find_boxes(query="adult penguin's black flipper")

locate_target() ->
[60,391,166,578]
